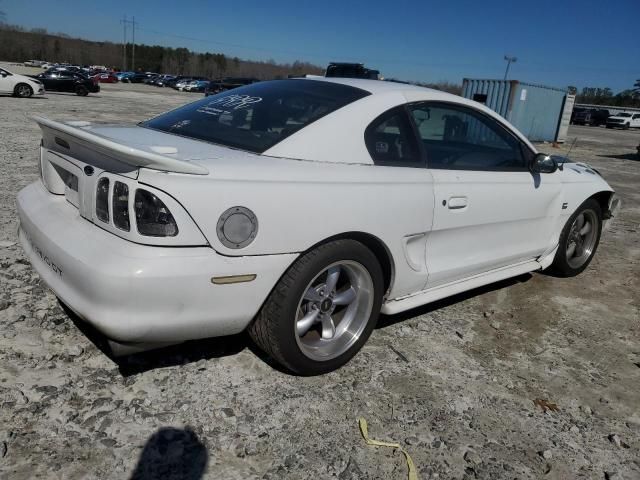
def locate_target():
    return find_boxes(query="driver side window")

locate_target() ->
[409,103,526,171]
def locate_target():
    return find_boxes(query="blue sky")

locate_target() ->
[3,0,639,92]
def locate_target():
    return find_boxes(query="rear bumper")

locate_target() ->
[17,181,297,344]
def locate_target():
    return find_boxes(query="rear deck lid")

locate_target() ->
[33,116,209,175]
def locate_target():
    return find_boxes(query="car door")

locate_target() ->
[39,73,58,91]
[407,102,562,289]
[363,106,434,296]
[0,68,13,93]
[59,73,77,91]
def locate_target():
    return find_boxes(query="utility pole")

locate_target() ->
[503,55,517,80]
[131,16,137,72]
[120,15,127,71]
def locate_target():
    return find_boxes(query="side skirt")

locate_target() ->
[381,259,543,315]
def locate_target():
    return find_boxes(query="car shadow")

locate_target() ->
[377,273,533,329]
[62,273,534,376]
[129,426,207,480]
[62,302,249,377]
[597,153,639,161]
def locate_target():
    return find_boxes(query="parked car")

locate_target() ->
[91,72,118,83]
[184,80,210,92]
[152,75,176,87]
[129,73,156,83]
[24,60,47,67]
[164,76,189,88]
[0,67,45,98]
[116,72,135,82]
[45,66,83,75]
[325,62,380,80]
[17,78,619,374]
[606,112,640,129]
[31,71,99,96]
[175,78,196,91]
[572,108,609,126]
[204,77,259,96]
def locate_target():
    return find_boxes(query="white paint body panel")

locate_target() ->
[16,78,615,348]
[0,68,45,96]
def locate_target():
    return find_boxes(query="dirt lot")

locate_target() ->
[1,69,639,480]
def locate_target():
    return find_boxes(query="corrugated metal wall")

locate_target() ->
[462,79,569,142]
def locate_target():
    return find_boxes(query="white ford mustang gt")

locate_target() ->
[17,78,620,374]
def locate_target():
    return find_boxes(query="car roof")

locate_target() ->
[262,77,536,164]
[302,76,452,96]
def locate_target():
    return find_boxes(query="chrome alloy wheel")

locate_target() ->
[294,261,374,361]
[566,209,599,268]
[17,85,32,97]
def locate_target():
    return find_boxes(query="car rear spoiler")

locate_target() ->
[32,115,209,175]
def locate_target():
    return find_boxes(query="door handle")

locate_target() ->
[447,196,468,209]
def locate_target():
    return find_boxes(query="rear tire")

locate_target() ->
[623,123,630,130]
[75,86,88,96]
[249,239,384,375]
[549,198,602,277]
[14,83,33,98]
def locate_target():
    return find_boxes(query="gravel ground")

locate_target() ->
[1,71,639,480]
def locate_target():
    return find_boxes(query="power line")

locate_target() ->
[120,15,127,70]
[120,16,138,71]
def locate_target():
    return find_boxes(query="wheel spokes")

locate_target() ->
[566,242,576,258]
[580,221,591,236]
[333,286,356,306]
[303,287,322,303]
[321,315,336,339]
[325,266,341,293]
[575,213,585,232]
[296,309,319,336]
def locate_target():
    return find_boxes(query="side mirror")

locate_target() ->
[530,153,558,174]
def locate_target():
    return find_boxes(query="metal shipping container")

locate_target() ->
[462,79,570,142]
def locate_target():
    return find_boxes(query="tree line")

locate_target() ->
[569,82,640,108]
[0,23,324,79]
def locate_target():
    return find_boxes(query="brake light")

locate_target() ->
[134,189,178,237]
[96,178,109,222]
[112,182,130,231]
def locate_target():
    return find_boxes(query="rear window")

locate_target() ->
[141,79,370,153]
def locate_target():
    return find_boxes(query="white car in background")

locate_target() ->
[606,112,640,129]
[17,78,619,374]
[0,67,45,98]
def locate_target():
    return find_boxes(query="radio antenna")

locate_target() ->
[559,137,577,170]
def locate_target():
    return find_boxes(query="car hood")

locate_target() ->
[17,73,41,85]
[608,116,629,120]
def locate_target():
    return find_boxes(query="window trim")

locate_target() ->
[406,101,536,172]
[363,106,426,168]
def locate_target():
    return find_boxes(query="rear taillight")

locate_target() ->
[135,189,178,237]
[96,178,109,222]
[112,182,130,231]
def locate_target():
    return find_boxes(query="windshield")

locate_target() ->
[616,113,631,117]
[141,79,370,153]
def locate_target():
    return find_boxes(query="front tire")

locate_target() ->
[75,86,89,96]
[549,198,602,277]
[14,83,33,98]
[623,123,630,130]
[249,239,384,375]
